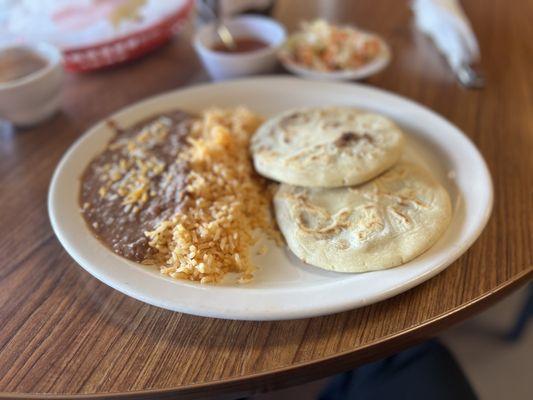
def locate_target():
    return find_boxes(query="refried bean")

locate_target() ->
[79,111,194,262]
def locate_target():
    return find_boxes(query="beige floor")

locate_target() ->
[254,284,532,400]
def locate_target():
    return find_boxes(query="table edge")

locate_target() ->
[1,267,531,400]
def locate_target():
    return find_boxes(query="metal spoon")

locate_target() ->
[216,23,236,50]
[203,0,236,50]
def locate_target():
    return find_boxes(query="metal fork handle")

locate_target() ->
[455,63,485,89]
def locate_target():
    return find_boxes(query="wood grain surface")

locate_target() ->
[0,0,531,398]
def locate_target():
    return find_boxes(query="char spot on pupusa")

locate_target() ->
[279,112,303,129]
[334,131,374,147]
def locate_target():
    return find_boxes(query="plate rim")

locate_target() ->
[48,76,493,320]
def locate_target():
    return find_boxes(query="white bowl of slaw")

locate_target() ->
[279,20,391,81]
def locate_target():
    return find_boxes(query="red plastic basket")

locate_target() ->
[62,0,194,72]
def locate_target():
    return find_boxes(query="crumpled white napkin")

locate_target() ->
[412,0,480,70]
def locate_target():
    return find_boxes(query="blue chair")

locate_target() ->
[505,283,533,341]
[319,340,477,400]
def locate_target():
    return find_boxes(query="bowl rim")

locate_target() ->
[0,42,62,91]
[278,26,392,79]
[194,15,287,60]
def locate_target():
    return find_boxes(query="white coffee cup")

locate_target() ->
[0,42,63,127]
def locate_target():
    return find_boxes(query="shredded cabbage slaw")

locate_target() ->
[281,19,383,72]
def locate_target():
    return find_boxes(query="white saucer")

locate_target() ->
[280,37,391,81]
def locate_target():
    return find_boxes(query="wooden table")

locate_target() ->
[0,0,531,398]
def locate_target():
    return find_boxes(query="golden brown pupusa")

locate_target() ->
[274,161,452,272]
[251,107,405,187]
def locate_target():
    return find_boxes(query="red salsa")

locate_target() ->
[212,37,268,53]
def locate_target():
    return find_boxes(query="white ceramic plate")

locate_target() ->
[48,77,492,321]
[280,36,391,81]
